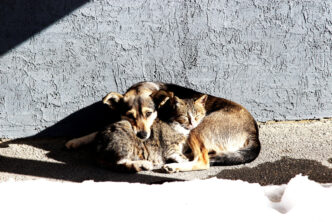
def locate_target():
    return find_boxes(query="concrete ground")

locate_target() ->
[1,118,332,185]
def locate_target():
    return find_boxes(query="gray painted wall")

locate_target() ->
[1,0,332,138]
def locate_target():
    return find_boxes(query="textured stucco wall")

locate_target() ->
[1,0,332,138]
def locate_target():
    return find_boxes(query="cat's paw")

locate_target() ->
[163,164,179,174]
[177,154,189,163]
[132,160,154,171]
[166,153,188,163]
[140,161,154,171]
[119,159,154,172]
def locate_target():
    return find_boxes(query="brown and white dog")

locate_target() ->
[65,82,162,149]
[66,81,260,172]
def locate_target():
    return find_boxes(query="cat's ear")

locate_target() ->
[151,90,174,108]
[195,94,208,106]
[103,92,123,109]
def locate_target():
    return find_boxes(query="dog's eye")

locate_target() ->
[146,111,152,118]
[177,116,188,123]
[126,113,135,119]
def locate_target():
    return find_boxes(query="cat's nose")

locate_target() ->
[137,131,148,140]
[186,124,195,130]
[189,121,199,129]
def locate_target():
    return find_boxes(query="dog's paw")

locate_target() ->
[65,139,80,149]
[163,164,179,174]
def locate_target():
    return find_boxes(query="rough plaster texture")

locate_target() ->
[0,0,332,138]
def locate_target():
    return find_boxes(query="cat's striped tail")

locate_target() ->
[209,139,261,166]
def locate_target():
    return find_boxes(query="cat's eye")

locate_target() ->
[146,111,152,118]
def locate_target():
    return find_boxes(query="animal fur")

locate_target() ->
[66,81,260,173]
[93,92,207,173]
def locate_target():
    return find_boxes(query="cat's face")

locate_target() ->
[171,95,207,130]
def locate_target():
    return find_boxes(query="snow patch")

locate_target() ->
[0,175,331,222]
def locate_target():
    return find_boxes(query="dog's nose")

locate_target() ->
[137,131,148,140]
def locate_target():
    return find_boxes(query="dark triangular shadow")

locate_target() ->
[0,0,89,56]
[35,101,118,138]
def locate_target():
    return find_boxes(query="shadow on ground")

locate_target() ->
[0,99,185,184]
[1,101,184,184]
[0,137,183,184]
[216,157,332,185]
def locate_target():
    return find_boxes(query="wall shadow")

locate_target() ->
[35,101,117,138]
[215,157,332,185]
[0,0,89,56]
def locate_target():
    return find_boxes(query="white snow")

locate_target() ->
[0,175,331,222]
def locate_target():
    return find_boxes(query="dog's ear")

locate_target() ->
[173,96,182,106]
[150,90,174,108]
[195,94,208,106]
[102,92,123,109]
